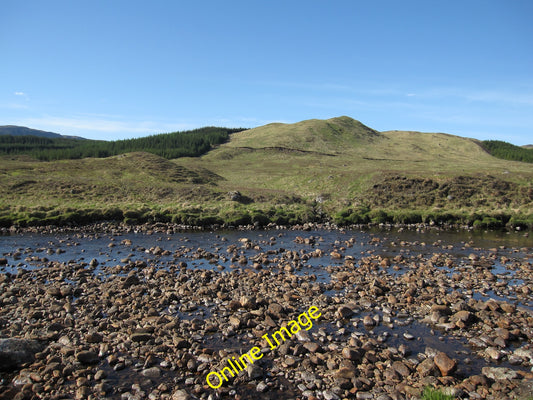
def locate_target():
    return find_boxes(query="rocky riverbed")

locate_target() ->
[0,224,532,399]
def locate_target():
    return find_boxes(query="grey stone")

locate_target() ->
[141,366,161,379]
[228,191,242,201]
[256,381,268,392]
[247,363,263,379]
[323,391,340,400]
[171,390,192,400]
[482,367,518,381]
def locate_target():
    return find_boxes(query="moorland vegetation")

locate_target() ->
[1,117,531,229]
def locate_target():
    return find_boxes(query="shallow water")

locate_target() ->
[1,227,531,275]
[1,227,532,397]
[1,228,532,310]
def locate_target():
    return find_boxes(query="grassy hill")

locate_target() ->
[0,152,223,226]
[175,117,532,227]
[221,116,381,153]
[1,117,532,228]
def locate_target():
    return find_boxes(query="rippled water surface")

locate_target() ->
[1,227,531,271]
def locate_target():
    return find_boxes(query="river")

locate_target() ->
[0,226,532,399]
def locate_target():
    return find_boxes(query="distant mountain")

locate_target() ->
[523,144,533,149]
[0,125,85,140]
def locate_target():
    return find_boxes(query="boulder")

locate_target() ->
[131,332,153,342]
[0,338,46,371]
[363,315,375,327]
[76,350,99,364]
[392,361,411,377]
[228,191,242,201]
[337,305,354,319]
[416,358,438,377]
[247,363,263,379]
[122,274,140,288]
[335,367,356,379]
[141,366,161,379]
[450,310,474,327]
[342,347,362,361]
[434,351,457,376]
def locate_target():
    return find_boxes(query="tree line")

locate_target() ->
[481,140,533,163]
[0,127,245,160]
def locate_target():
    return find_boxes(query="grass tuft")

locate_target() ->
[421,386,456,400]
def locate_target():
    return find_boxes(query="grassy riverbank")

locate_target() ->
[1,117,532,229]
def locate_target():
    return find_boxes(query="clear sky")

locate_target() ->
[1,1,532,144]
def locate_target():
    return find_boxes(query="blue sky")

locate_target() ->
[1,1,532,144]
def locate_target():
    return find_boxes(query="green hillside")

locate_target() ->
[0,152,222,226]
[178,117,533,227]
[1,117,532,228]
[189,118,528,195]
[222,116,381,153]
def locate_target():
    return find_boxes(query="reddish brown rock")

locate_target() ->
[342,347,362,361]
[434,351,457,376]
